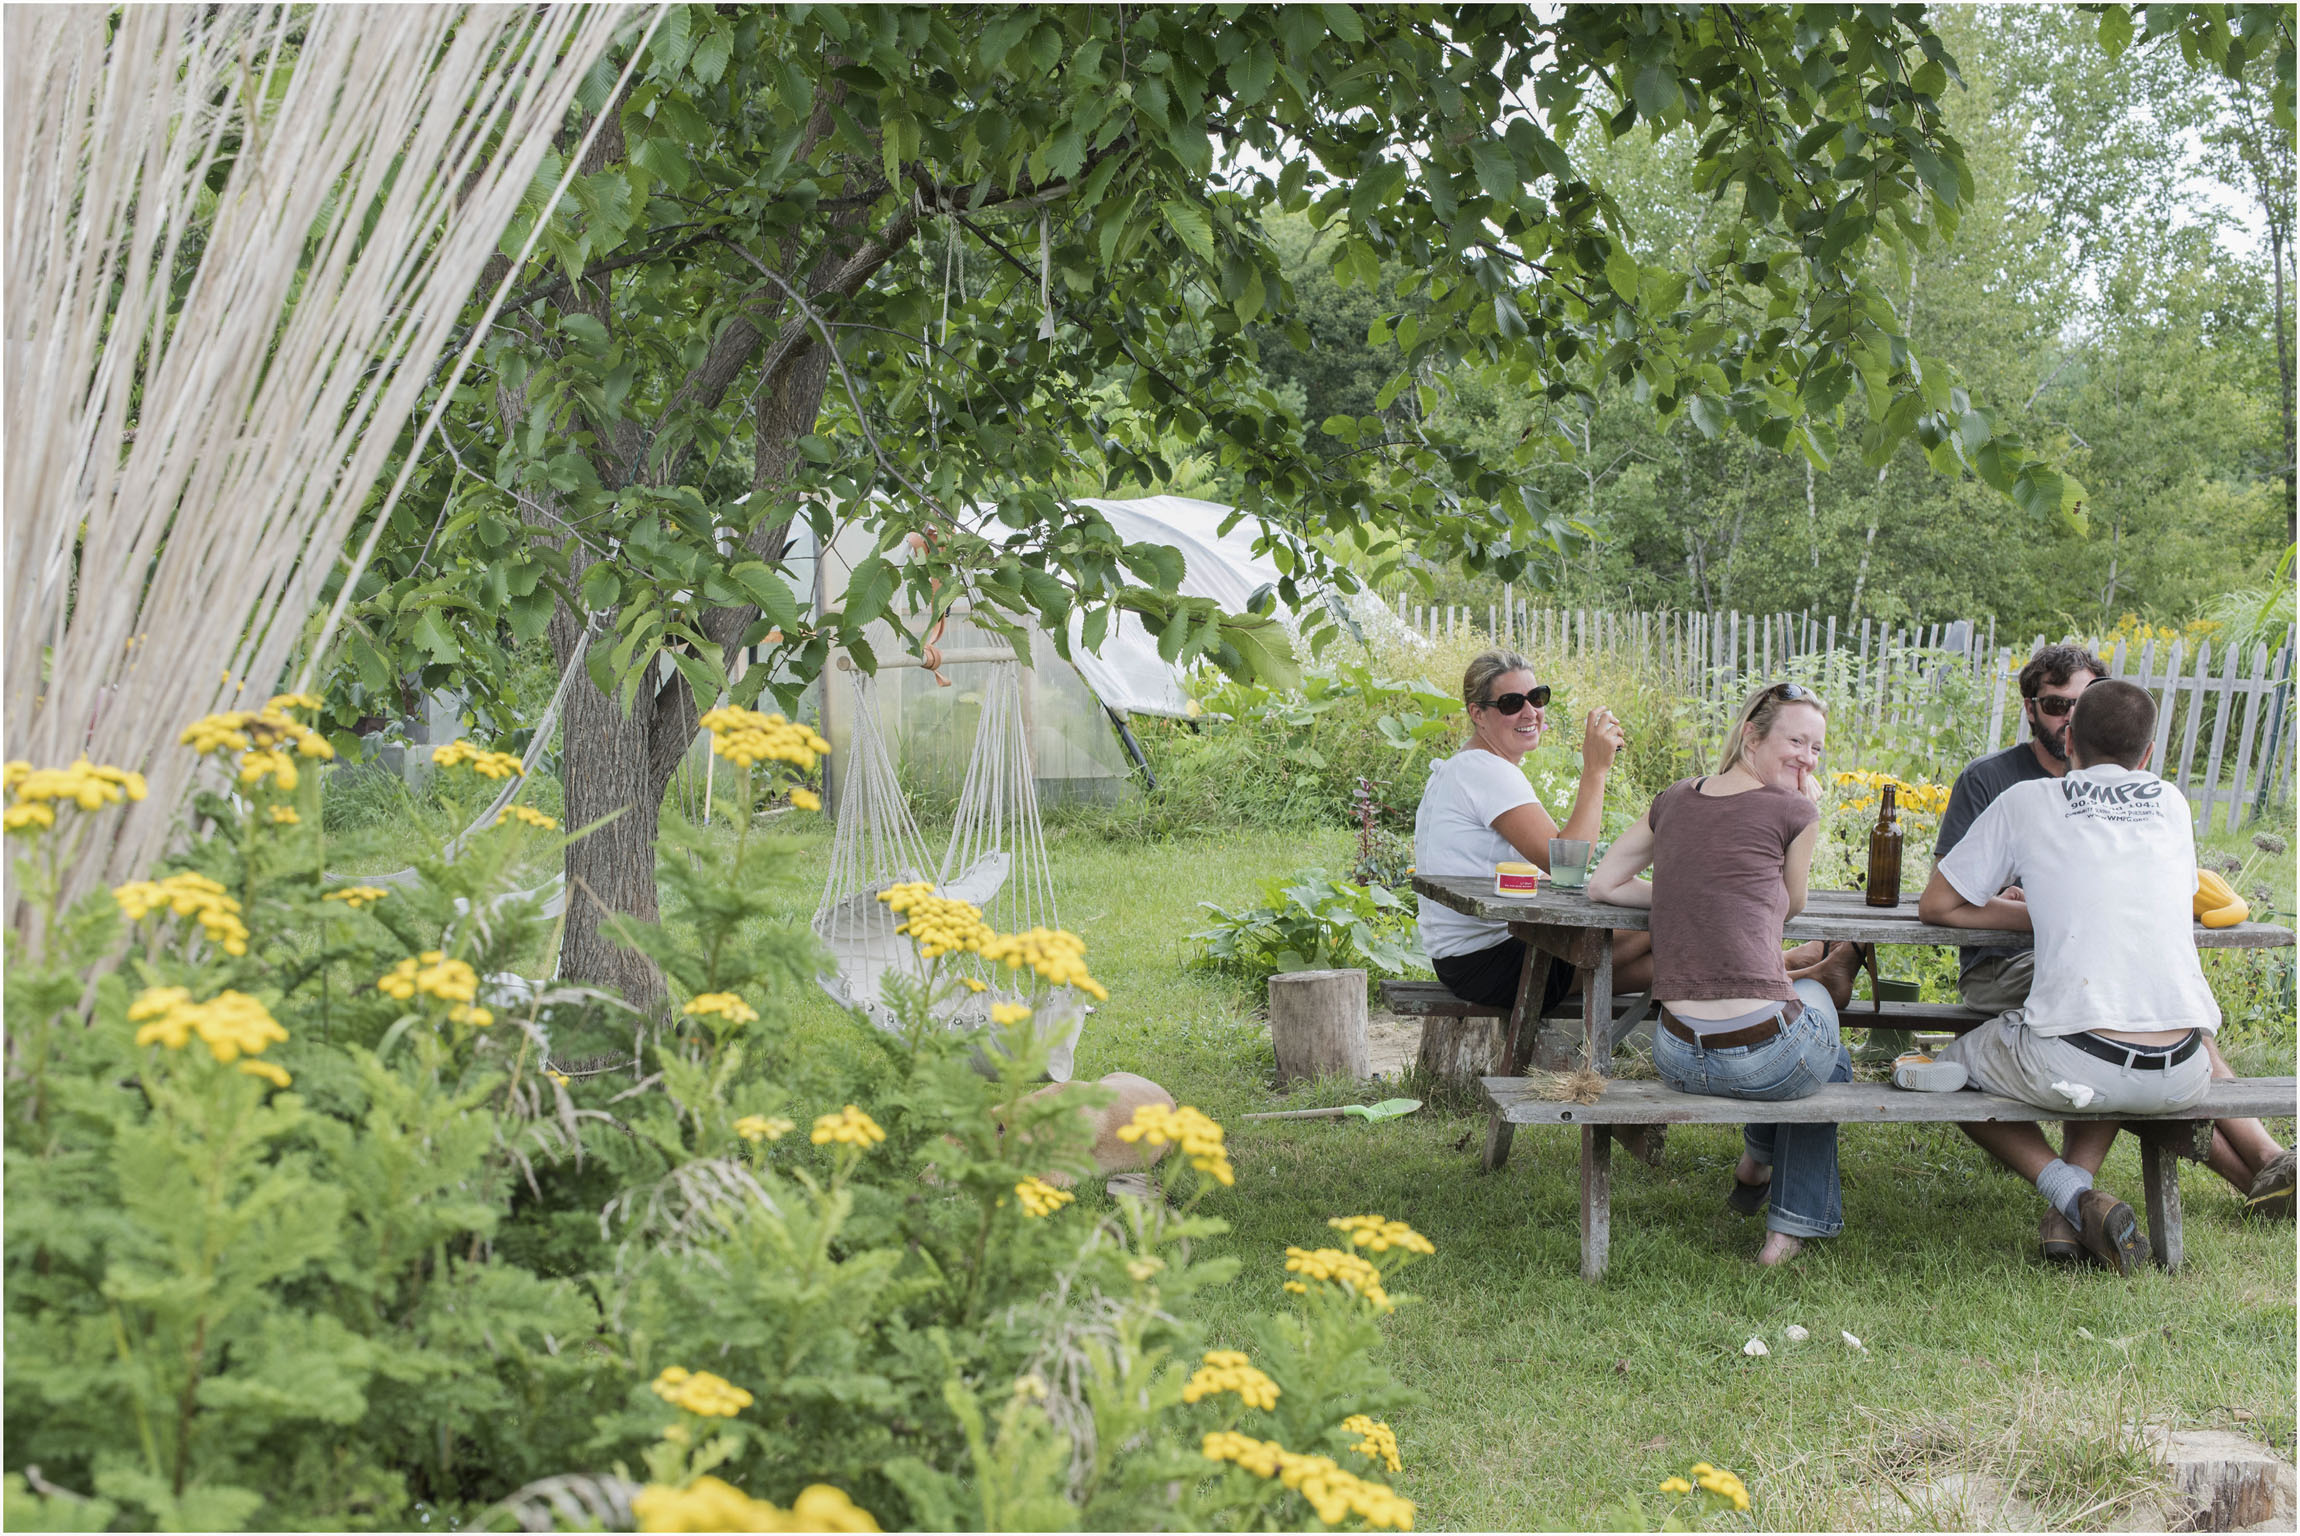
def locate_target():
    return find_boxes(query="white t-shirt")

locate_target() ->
[1414,749,1540,961]
[1936,764,2220,1037]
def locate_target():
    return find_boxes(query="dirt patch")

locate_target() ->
[1366,1011,1422,1082]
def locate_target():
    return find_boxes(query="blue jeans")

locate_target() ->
[1651,979,1850,1240]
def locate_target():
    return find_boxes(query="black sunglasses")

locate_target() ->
[1767,681,1821,705]
[2029,683,2102,719]
[1479,685,1551,715]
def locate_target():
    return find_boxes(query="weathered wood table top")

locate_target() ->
[1412,875,2299,950]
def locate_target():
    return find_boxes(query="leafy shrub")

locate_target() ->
[1190,869,1427,991]
[1074,624,1698,844]
[4,705,1432,1533]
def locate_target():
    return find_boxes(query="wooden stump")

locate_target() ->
[2144,1426,2298,1531]
[1269,969,1370,1085]
[1416,1015,1502,1082]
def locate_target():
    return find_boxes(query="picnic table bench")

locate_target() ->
[1411,875,2299,1278]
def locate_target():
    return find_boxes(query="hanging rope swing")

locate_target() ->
[810,625,1084,1079]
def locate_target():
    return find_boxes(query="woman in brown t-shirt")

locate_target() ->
[1588,682,1862,1266]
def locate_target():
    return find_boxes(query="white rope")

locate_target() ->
[811,668,938,1030]
[812,634,1079,1076]
[5,5,636,917]
[1036,211,1055,341]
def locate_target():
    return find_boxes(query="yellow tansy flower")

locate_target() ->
[1283,1247,1393,1312]
[377,951,482,1014]
[1343,1415,1403,1474]
[1183,1350,1281,1411]
[811,1105,885,1149]
[1115,1103,1234,1186]
[649,1365,754,1418]
[1200,1431,1414,1530]
[114,873,249,955]
[1328,1214,1436,1256]
[129,987,287,1064]
[684,992,760,1025]
[697,706,831,771]
[431,739,525,779]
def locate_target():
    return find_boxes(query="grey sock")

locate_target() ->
[2036,1158,2094,1224]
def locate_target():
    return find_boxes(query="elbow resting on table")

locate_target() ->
[1916,875,1963,927]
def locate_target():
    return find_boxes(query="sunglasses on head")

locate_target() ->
[1766,681,1821,705]
[1479,685,1551,715]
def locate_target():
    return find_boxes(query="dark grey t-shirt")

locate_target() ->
[1934,741,2055,974]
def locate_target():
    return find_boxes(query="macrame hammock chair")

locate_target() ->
[811,635,1083,1080]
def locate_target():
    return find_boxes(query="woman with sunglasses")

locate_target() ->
[1414,649,1653,1035]
[1587,681,1865,1266]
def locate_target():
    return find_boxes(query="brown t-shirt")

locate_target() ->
[1647,776,1819,1002]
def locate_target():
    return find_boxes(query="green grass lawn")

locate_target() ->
[326,787,2295,1530]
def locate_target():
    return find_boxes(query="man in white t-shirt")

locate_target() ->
[1917,679,2218,1275]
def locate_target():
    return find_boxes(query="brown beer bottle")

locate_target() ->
[1866,783,1904,908]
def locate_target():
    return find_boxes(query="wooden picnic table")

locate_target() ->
[1411,874,2298,1276]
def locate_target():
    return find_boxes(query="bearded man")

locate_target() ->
[1932,645,2292,1250]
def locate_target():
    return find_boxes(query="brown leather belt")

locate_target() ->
[1661,1001,1802,1051]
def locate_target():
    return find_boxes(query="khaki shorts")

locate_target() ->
[1958,951,2035,1015]
[1938,1008,2212,1116]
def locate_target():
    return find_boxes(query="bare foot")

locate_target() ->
[1788,942,1863,1013]
[1755,1232,1805,1266]
[1782,940,1828,969]
[1735,1153,1771,1187]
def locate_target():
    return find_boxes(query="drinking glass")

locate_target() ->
[1548,838,1592,889]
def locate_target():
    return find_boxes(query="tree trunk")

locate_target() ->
[1848,465,1888,620]
[552,632,675,1008]
[2271,216,2294,514]
[1804,456,1820,570]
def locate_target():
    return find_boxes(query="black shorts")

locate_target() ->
[1430,937,1579,1015]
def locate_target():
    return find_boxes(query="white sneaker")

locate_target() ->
[1892,1053,1967,1092]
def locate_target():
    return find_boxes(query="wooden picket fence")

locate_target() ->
[1394,593,2295,832]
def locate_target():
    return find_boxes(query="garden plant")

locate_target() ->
[4,713,1441,1533]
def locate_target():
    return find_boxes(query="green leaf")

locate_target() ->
[2098,6,2135,59]
[1472,139,1519,206]
[1604,244,1641,302]
[1230,41,1276,106]
[670,647,725,704]
[1631,59,1676,126]
[1160,200,1215,261]
[411,608,459,666]
[508,585,556,643]
[690,21,732,85]
[729,561,801,631]
[559,314,610,352]
[579,564,623,613]
[1222,613,1300,690]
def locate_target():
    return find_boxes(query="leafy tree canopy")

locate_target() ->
[338,0,2097,730]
